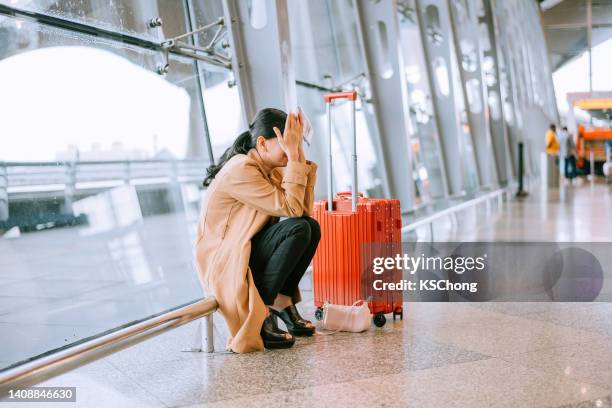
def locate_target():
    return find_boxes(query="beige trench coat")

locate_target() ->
[194,148,318,353]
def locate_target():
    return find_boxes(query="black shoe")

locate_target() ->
[261,314,295,349]
[270,305,315,336]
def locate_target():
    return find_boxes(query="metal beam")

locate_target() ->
[184,0,216,165]
[448,0,498,189]
[587,0,593,93]
[353,0,415,211]
[479,0,515,184]
[491,0,523,177]
[222,0,297,122]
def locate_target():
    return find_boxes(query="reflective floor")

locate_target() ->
[0,210,203,368]
[2,180,612,407]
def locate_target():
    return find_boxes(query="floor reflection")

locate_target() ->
[0,183,204,369]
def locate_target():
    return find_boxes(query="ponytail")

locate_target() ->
[202,108,288,187]
[202,131,252,187]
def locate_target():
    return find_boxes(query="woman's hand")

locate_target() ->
[273,112,303,162]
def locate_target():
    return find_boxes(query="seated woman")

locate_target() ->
[194,108,320,352]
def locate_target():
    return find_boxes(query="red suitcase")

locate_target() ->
[311,91,403,327]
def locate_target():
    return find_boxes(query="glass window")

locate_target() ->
[1,0,189,40]
[199,68,243,162]
[488,90,502,120]
[459,40,477,73]
[433,57,450,96]
[425,5,443,45]
[466,78,483,114]
[482,55,496,87]
[372,20,393,79]
[248,0,268,30]
[190,0,243,162]
[398,5,446,200]
[449,37,479,195]
[288,0,383,197]
[0,9,213,370]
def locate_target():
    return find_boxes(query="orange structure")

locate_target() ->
[567,93,612,174]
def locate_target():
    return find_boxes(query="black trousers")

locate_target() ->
[565,155,576,179]
[249,216,321,305]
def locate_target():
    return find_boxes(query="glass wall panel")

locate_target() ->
[449,34,479,196]
[190,0,243,161]
[398,5,447,201]
[0,0,189,40]
[288,0,383,198]
[0,9,212,371]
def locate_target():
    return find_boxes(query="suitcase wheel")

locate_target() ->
[392,308,403,321]
[373,313,386,327]
[314,307,324,321]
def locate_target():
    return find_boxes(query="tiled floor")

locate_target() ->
[1,181,611,407]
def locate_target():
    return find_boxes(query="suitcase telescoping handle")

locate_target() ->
[324,90,358,213]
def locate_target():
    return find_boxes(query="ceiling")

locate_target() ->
[539,0,612,71]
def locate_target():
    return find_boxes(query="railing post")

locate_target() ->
[516,142,528,197]
[170,160,179,184]
[180,314,215,353]
[0,162,8,222]
[169,160,184,213]
[204,314,214,353]
[124,161,131,185]
[63,161,76,216]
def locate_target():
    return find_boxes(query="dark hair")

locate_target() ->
[562,126,568,131]
[202,108,287,187]
[550,123,556,130]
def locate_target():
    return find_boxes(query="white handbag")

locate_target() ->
[318,300,371,333]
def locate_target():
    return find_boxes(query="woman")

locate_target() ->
[194,108,320,353]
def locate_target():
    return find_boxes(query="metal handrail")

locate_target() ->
[1,160,208,191]
[0,4,231,70]
[2,159,206,166]
[402,187,511,234]
[0,297,218,394]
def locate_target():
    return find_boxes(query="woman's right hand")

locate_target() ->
[273,112,303,161]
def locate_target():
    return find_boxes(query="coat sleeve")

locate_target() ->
[270,160,318,216]
[302,160,318,216]
[223,160,311,217]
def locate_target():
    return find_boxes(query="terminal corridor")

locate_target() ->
[14,181,611,408]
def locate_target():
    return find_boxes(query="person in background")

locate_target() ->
[558,126,569,180]
[545,123,560,156]
[562,126,577,181]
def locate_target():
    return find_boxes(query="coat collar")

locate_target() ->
[246,148,272,180]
